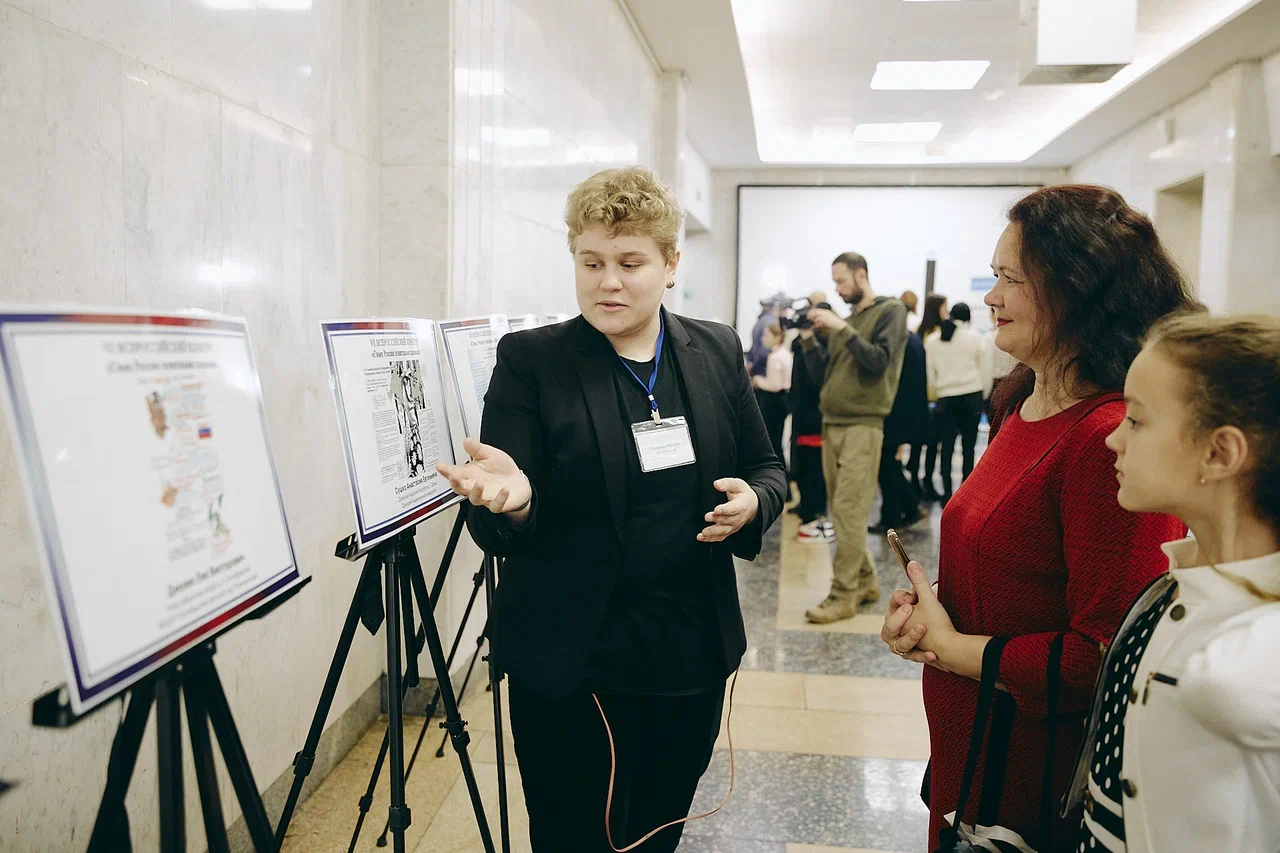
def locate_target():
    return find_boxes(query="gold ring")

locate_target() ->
[892,638,905,657]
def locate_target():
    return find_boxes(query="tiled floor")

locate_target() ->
[282,456,973,853]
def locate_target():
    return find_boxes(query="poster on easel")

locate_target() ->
[507,314,541,333]
[0,309,301,714]
[438,315,511,439]
[320,320,460,550]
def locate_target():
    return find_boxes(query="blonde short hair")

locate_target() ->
[564,167,683,262]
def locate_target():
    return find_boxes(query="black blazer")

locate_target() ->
[468,309,788,699]
[884,331,928,446]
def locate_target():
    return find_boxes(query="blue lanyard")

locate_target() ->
[618,316,665,423]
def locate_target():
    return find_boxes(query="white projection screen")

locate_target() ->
[735,185,1041,346]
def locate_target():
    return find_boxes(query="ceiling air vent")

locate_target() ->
[1018,0,1136,86]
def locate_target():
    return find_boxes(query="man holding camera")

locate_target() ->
[799,252,909,624]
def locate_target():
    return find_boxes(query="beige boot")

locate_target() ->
[804,593,860,624]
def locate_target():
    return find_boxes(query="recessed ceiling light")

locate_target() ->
[853,122,943,143]
[870,60,991,90]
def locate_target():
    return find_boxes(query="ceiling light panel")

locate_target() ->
[853,122,943,142]
[870,60,991,90]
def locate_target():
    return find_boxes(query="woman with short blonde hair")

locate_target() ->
[438,167,787,852]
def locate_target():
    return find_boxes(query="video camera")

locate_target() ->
[778,298,832,331]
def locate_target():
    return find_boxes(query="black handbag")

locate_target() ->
[931,634,1066,853]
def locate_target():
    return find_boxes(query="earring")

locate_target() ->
[1199,476,1207,486]
[666,280,676,289]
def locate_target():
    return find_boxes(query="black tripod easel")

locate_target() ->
[31,579,310,853]
[366,552,511,851]
[274,504,507,853]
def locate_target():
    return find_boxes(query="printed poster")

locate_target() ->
[507,314,541,333]
[321,320,460,548]
[0,310,301,713]
[438,315,511,440]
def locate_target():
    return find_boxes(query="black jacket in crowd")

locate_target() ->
[787,333,825,437]
[884,331,929,446]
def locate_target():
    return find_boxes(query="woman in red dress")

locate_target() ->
[880,185,1199,851]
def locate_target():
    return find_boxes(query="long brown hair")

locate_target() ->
[1148,313,1280,533]
[918,294,947,340]
[989,185,1200,425]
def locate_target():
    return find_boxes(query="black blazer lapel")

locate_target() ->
[572,319,628,543]
[665,310,722,513]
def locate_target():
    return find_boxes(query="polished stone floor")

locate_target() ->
[281,448,977,853]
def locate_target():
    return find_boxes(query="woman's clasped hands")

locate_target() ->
[880,560,954,667]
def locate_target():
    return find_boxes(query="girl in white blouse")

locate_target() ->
[1068,312,1280,853]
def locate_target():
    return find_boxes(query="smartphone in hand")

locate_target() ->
[886,529,919,603]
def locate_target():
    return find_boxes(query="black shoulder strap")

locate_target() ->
[954,633,1067,851]
[1040,632,1066,848]
[949,636,1010,837]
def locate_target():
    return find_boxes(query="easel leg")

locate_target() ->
[274,554,380,849]
[202,658,277,852]
[349,557,430,851]
[403,542,496,853]
[156,674,186,853]
[399,558,420,688]
[377,559,488,846]
[384,540,411,853]
[435,632,484,759]
[484,554,512,853]
[184,673,230,853]
[87,681,156,853]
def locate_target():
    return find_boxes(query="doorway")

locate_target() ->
[1155,175,1205,296]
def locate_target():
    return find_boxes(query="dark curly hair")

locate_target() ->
[991,185,1201,423]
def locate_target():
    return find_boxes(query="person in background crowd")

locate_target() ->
[924,302,993,505]
[800,252,909,623]
[439,167,787,853]
[749,295,786,377]
[880,184,1198,851]
[901,290,921,333]
[753,322,793,465]
[790,298,835,541]
[1066,313,1280,853]
[908,294,948,501]
[872,319,926,533]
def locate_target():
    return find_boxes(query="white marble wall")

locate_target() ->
[0,0,385,847]
[450,0,660,318]
[1071,56,1280,315]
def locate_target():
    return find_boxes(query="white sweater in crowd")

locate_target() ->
[923,322,993,399]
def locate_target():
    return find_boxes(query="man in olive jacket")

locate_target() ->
[798,252,908,623]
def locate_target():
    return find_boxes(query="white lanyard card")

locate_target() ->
[630,416,696,473]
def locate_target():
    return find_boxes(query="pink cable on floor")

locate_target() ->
[591,670,740,852]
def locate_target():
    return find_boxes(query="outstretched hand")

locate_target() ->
[436,437,532,517]
[698,479,759,543]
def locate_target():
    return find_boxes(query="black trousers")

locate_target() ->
[755,389,789,466]
[877,439,918,526]
[907,406,940,494]
[935,391,983,498]
[508,680,725,853]
[792,442,827,524]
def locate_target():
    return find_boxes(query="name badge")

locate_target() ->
[631,416,696,473]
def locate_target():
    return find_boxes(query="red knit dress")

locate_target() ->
[922,393,1185,850]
